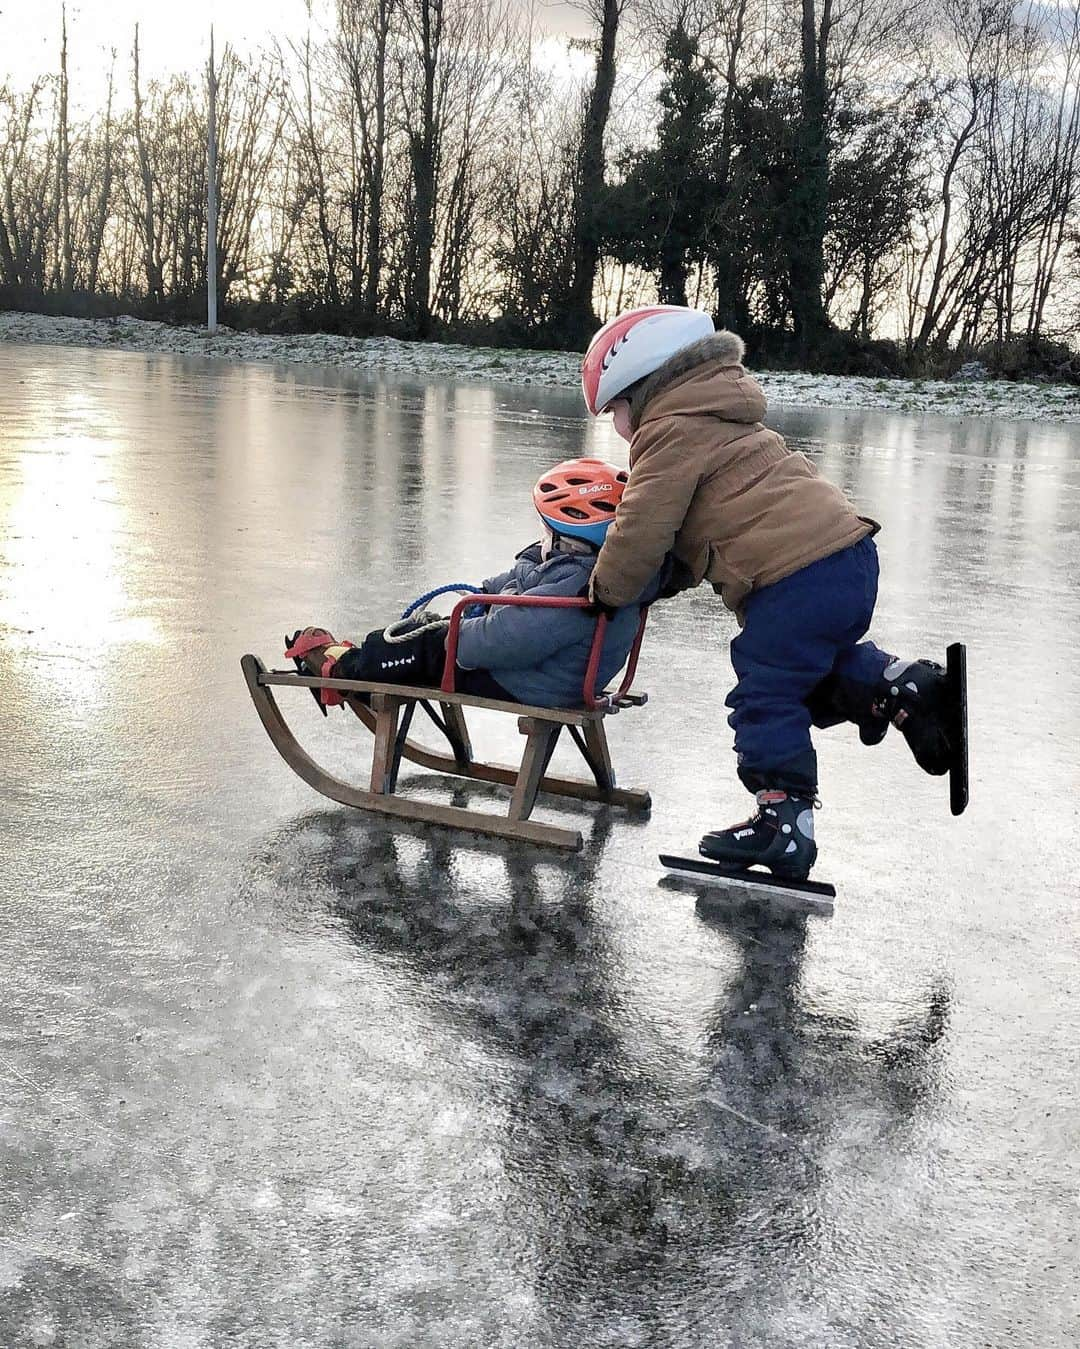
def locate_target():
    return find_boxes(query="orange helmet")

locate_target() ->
[533,458,628,546]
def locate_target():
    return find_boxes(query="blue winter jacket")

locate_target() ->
[455,543,664,708]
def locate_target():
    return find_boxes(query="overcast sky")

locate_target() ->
[1,1,589,104]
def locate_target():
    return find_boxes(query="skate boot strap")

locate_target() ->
[754,788,820,809]
[317,647,356,706]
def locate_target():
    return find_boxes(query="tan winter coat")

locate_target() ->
[589,332,876,616]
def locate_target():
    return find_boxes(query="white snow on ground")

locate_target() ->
[3,309,1080,423]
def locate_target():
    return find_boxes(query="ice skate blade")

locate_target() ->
[659,854,835,915]
[946,642,968,816]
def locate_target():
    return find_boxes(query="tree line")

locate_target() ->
[2,0,1079,376]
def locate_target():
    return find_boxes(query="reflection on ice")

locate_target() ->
[241,808,952,1345]
[0,428,159,705]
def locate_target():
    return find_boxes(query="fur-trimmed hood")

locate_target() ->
[628,330,763,431]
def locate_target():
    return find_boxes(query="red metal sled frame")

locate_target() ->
[441,593,648,713]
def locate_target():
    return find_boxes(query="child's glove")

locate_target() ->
[576,583,620,620]
[657,556,697,599]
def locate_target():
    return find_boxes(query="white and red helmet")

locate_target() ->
[581,305,715,415]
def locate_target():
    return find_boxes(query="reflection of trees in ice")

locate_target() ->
[244,807,951,1347]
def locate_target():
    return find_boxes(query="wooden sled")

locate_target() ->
[242,594,652,852]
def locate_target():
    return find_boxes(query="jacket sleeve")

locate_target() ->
[589,420,703,609]
[479,542,543,595]
[455,579,593,672]
[479,567,515,594]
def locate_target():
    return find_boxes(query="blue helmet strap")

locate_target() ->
[538,514,610,550]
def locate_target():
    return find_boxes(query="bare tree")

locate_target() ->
[214,51,285,302]
[558,0,628,343]
[1026,2,1080,337]
[337,0,398,318]
[489,21,581,332]
[283,28,342,309]
[56,5,74,292]
[130,26,164,304]
[906,0,1009,349]
[397,0,446,335]
[85,61,116,295]
[2,0,1079,371]
[0,81,55,290]
[430,0,514,324]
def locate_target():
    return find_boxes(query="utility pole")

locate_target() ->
[207,26,219,334]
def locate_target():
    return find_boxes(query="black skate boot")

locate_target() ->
[873,658,952,776]
[699,790,818,881]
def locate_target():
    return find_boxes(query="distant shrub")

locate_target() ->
[0,286,130,320]
[972,335,1080,385]
[815,331,906,377]
[738,325,906,377]
[450,314,584,352]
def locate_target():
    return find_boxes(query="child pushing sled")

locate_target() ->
[579,305,967,885]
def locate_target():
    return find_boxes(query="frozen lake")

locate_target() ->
[1,343,1077,1347]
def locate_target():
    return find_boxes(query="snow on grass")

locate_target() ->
[3,309,1079,424]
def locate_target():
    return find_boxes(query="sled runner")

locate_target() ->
[242,594,652,853]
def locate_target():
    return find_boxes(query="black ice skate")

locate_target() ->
[699,789,818,879]
[873,643,969,813]
[659,791,833,910]
[874,657,951,774]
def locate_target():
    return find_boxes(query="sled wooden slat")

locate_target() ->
[259,669,599,726]
[369,693,404,795]
[440,701,473,767]
[509,719,562,823]
[243,653,653,852]
[581,720,616,792]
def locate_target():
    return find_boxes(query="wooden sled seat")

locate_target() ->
[242,594,652,852]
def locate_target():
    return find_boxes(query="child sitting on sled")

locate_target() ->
[287,457,667,710]
[580,306,962,881]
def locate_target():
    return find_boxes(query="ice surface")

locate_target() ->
[0,345,1077,1347]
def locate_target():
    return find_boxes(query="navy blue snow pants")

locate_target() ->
[725,536,891,794]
